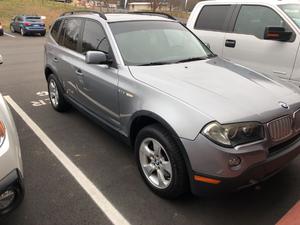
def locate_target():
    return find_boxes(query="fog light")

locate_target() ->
[0,190,15,210]
[228,155,241,167]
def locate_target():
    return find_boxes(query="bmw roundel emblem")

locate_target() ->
[279,102,289,110]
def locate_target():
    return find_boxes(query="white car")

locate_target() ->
[187,0,300,85]
[0,58,24,214]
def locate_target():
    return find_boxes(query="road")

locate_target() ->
[0,32,299,225]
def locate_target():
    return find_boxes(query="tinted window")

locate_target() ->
[58,19,81,51]
[234,6,286,39]
[81,20,109,54]
[194,5,231,31]
[51,20,62,42]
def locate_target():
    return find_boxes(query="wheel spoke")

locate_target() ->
[157,169,167,188]
[161,160,172,175]
[143,163,156,176]
[152,139,161,157]
[141,143,154,157]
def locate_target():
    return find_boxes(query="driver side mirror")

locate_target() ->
[264,27,292,42]
[85,51,111,65]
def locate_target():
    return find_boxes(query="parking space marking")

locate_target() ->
[4,32,16,38]
[4,95,131,225]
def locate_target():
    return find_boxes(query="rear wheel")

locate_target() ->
[20,28,26,36]
[40,31,46,37]
[47,74,70,112]
[135,124,188,199]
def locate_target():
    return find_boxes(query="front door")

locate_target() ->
[223,5,299,79]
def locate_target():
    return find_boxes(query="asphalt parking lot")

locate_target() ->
[0,32,300,225]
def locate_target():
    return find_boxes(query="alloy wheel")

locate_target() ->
[49,79,59,108]
[139,138,172,189]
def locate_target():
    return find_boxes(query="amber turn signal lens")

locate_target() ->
[194,175,221,185]
[0,121,6,146]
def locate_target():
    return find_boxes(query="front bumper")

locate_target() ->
[181,133,300,196]
[0,169,24,195]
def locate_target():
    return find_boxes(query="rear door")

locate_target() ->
[223,5,299,79]
[190,4,235,55]
[56,18,84,102]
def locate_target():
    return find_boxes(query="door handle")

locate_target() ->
[75,69,83,76]
[225,39,236,48]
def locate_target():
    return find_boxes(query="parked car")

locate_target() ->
[0,58,24,214]
[45,11,300,198]
[0,22,3,36]
[10,15,46,36]
[187,0,300,85]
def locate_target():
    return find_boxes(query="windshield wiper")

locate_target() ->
[138,61,172,66]
[175,57,208,63]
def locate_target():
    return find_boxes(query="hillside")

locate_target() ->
[0,0,79,29]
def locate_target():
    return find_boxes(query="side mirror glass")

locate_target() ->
[85,51,109,65]
[264,27,292,42]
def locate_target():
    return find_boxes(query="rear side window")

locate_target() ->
[51,20,62,42]
[81,20,109,54]
[58,19,81,52]
[194,5,231,31]
[234,5,287,39]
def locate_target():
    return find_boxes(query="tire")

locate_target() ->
[0,31,3,36]
[40,31,46,37]
[47,74,70,112]
[135,124,188,199]
[0,185,24,215]
[20,28,26,36]
[10,25,15,33]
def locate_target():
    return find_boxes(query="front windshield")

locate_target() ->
[279,4,300,28]
[109,21,214,66]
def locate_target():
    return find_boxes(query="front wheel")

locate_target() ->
[47,74,70,112]
[135,124,188,199]
[0,185,24,215]
[10,25,15,33]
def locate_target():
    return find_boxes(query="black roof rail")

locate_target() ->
[128,11,177,21]
[60,10,107,20]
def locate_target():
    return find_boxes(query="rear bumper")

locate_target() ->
[190,144,300,196]
[24,27,46,33]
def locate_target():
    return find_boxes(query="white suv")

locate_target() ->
[187,0,300,85]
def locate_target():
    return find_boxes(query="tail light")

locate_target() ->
[24,22,31,26]
[0,121,6,147]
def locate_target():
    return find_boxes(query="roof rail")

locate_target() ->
[128,11,177,20]
[60,10,107,20]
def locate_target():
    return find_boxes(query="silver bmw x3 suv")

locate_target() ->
[45,11,300,198]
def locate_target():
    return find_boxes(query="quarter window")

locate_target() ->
[81,20,109,54]
[194,5,231,31]
[234,6,287,39]
[51,20,62,42]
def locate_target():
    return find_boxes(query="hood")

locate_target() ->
[129,57,300,123]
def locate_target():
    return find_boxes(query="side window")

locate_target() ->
[81,20,110,54]
[17,17,23,22]
[51,20,62,42]
[234,5,287,39]
[58,19,81,52]
[194,5,232,31]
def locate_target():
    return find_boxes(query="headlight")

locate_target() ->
[0,121,6,147]
[202,121,264,147]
